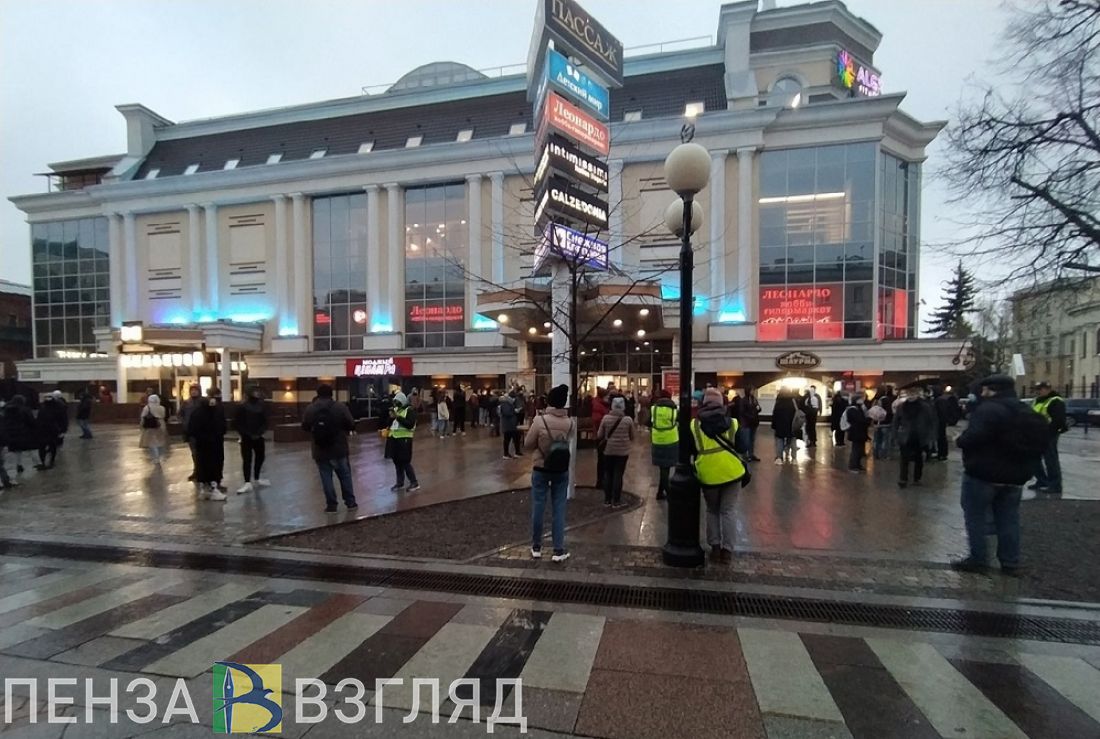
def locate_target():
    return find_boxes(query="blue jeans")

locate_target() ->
[872,426,892,459]
[316,457,356,508]
[531,469,568,553]
[77,419,92,438]
[960,474,1021,567]
[1033,435,1062,492]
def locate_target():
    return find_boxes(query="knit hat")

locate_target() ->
[394,391,408,407]
[548,384,569,409]
[611,396,626,412]
[703,387,725,406]
[980,374,1015,393]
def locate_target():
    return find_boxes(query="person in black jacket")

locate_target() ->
[302,384,358,512]
[188,387,228,501]
[844,394,870,472]
[771,390,797,464]
[952,375,1037,574]
[35,391,69,470]
[830,392,849,446]
[1,395,35,481]
[75,389,94,439]
[234,386,271,494]
[933,388,959,460]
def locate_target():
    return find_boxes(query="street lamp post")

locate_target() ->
[661,141,710,568]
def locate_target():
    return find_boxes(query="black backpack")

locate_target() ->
[311,404,339,446]
[1004,402,1051,458]
[540,416,573,473]
[141,412,159,430]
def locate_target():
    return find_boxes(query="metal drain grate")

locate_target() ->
[3,538,1098,645]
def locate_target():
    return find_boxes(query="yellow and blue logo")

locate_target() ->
[212,662,283,734]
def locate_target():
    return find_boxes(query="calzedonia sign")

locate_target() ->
[535,133,609,193]
[534,175,609,230]
[533,221,608,275]
[345,356,413,377]
[536,91,609,156]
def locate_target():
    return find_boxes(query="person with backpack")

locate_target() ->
[597,396,635,508]
[893,389,936,487]
[387,391,420,492]
[500,391,522,458]
[953,374,1048,574]
[1029,381,1068,495]
[234,385,271,494]
[188,387,228,500]
[523,384,573,562]
[830,391,849,446]
[302,384,358,512]
[690,387,749,564]
[35,391,69,471]
[75,389,94,439]
[138,394,168,466]
[650,389,678,500]
[771,390,797,464]
[843,393,870,472]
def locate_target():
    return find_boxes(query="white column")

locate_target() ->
[271,195,289,333]
[116,354,129,404]
[364,185,382,331]
[490,172,504,284]
[466,174,483,330]
[550,260,576,498]
[709,150,728,312]
[385,184,403,334]
[291,193,309,337]
[107,213,123,326]
[736,147,755,321]
[122,212,138,320]
[608,159,624,268]
[219,348,231,399]
[203,203,220,317]
[186,205,203,317]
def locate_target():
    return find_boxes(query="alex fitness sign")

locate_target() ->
[836,49,881,97]
[345,356,413,377]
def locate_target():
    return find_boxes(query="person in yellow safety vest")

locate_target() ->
[690,387,749,564]
[388,392,421,493]
[1029,381,1067,495]
[649,389,679,500]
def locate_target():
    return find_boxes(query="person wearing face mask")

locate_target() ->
[234,385,271,494]
[188,387,228,501]
[892,387,936,487]
[178,384,203,482]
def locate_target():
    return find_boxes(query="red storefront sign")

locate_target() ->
[345,356,414,377]
[758,284,844,341]
[536,91,610,156]
[661,368,681,399]
[408,304,464,323]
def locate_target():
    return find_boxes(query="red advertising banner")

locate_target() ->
[536,91,609,156]
[758,283,844,342]
[661,368,681,399]
[345,356,414,377]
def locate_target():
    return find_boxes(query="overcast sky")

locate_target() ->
[0,0,1006,318]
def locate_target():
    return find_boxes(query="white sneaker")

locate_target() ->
[254,478,271,487]
[774,458,783,465]
[199,487,211,500]
[551,552,571,563]
[236,482,254,495]
[208,490,228,502]
[531,548,542,559]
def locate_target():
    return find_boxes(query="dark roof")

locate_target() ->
[750,23,873,63]
[134,65,726,179]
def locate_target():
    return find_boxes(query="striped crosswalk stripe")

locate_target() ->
[1016,652,1100,724]
[740,627,846,723]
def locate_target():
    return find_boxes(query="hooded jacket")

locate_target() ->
[235,397,270,440]
[597,405,635,456]
[302,396,355,462]
[771,397,797,437]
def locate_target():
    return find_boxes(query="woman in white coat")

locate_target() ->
[139,394,169,465]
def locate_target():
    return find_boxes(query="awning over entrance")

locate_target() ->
[475,280,667,342]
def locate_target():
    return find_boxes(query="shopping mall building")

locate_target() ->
[10,0,960,414]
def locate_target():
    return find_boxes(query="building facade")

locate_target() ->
[1012,277,1100,398]
[0,280,33,380]
[11,0,959,411]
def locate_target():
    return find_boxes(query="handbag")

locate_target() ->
[597,416,624,453]
[702,426,753,488]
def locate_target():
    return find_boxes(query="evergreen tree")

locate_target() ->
[926,261,977,339]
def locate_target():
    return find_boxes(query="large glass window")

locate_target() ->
[404,184,467,349]
[31,217,109,357]
[312,193,368,351]
[878,152,920,339]
[757,143,876,341]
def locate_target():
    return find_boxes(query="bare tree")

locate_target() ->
[941,0,1099,281]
